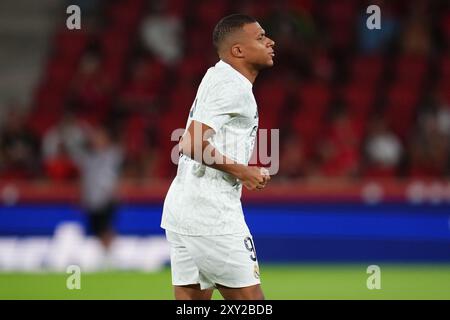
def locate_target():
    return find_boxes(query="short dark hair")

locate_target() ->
[212,14,257,50]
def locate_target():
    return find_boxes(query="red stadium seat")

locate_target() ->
[123,116,150,160]
[53,29,89,60]
[297,82,331,116]
[196,0,229,29]
[323,1,358,50]
[27,112,60,138]
[441,12,450,42]
[288,0,314,14]
[387,84,420,109]
[177,55,208,80]
[167,0,189,17]
[106,0,144,31]
[394,54,428,87]
[349,55,384,85]
[440,56,450,81]
[291,110,325,157]
[384,84,420,139]
[363,166,397,178]
[255,80,287,129]
[341,83,375,119]
[437,81,450,104]
[167,83,197,114]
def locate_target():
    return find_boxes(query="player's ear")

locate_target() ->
[231,44,244,58]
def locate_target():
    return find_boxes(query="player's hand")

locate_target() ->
[237,166,271,191]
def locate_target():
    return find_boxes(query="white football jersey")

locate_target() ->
[161,60,259,235]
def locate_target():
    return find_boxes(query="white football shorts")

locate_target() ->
[165,230,261,290]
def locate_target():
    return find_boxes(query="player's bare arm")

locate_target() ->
[179,120,270,190]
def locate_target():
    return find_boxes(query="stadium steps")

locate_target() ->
[0,0,62,116]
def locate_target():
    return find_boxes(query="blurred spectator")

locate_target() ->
[278,135,309,180]
[67,52,111,124]
[119,58,166,113]
[68,125,123,255]
[140,1,184,65]
[120,115,156,180]
[0,110,40,179]
[318,111,361,178]
[363,117,403,177]
[310,44,334,82]
[401,1,432,55]
[42,113,86,181]
[262,2,317,75]
[436,93,450,137]
[408,112,449,178]
[43,145,79,182]
[42,113,86,159]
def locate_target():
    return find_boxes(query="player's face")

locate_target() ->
[241,22,275,69]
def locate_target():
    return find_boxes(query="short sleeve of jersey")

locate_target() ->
[190,81,241,133]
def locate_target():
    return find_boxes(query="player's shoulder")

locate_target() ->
[205,68,246,97]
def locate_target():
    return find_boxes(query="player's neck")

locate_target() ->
[238,65,258,84]
[222,58,258,84]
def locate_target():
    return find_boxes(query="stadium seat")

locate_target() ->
[394,54,428,87]
[341,83,375,119]
[291,110,325,157]
[384,83,420,139]
[297,82,331,116]
[440,56,450,81]
[349,55,384,84]
[255,79,287,129]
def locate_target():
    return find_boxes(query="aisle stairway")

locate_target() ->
[0,0,62,119]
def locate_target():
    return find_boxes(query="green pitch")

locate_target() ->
[1,264,450,300]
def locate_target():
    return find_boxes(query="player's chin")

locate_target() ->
[255,59,274,70]
[259,59,274,69]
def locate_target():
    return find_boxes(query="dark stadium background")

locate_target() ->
[0,0,449,299]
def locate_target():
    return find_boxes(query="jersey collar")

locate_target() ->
[216,60,253,89]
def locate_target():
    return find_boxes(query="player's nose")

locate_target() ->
[267,37,275,48]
